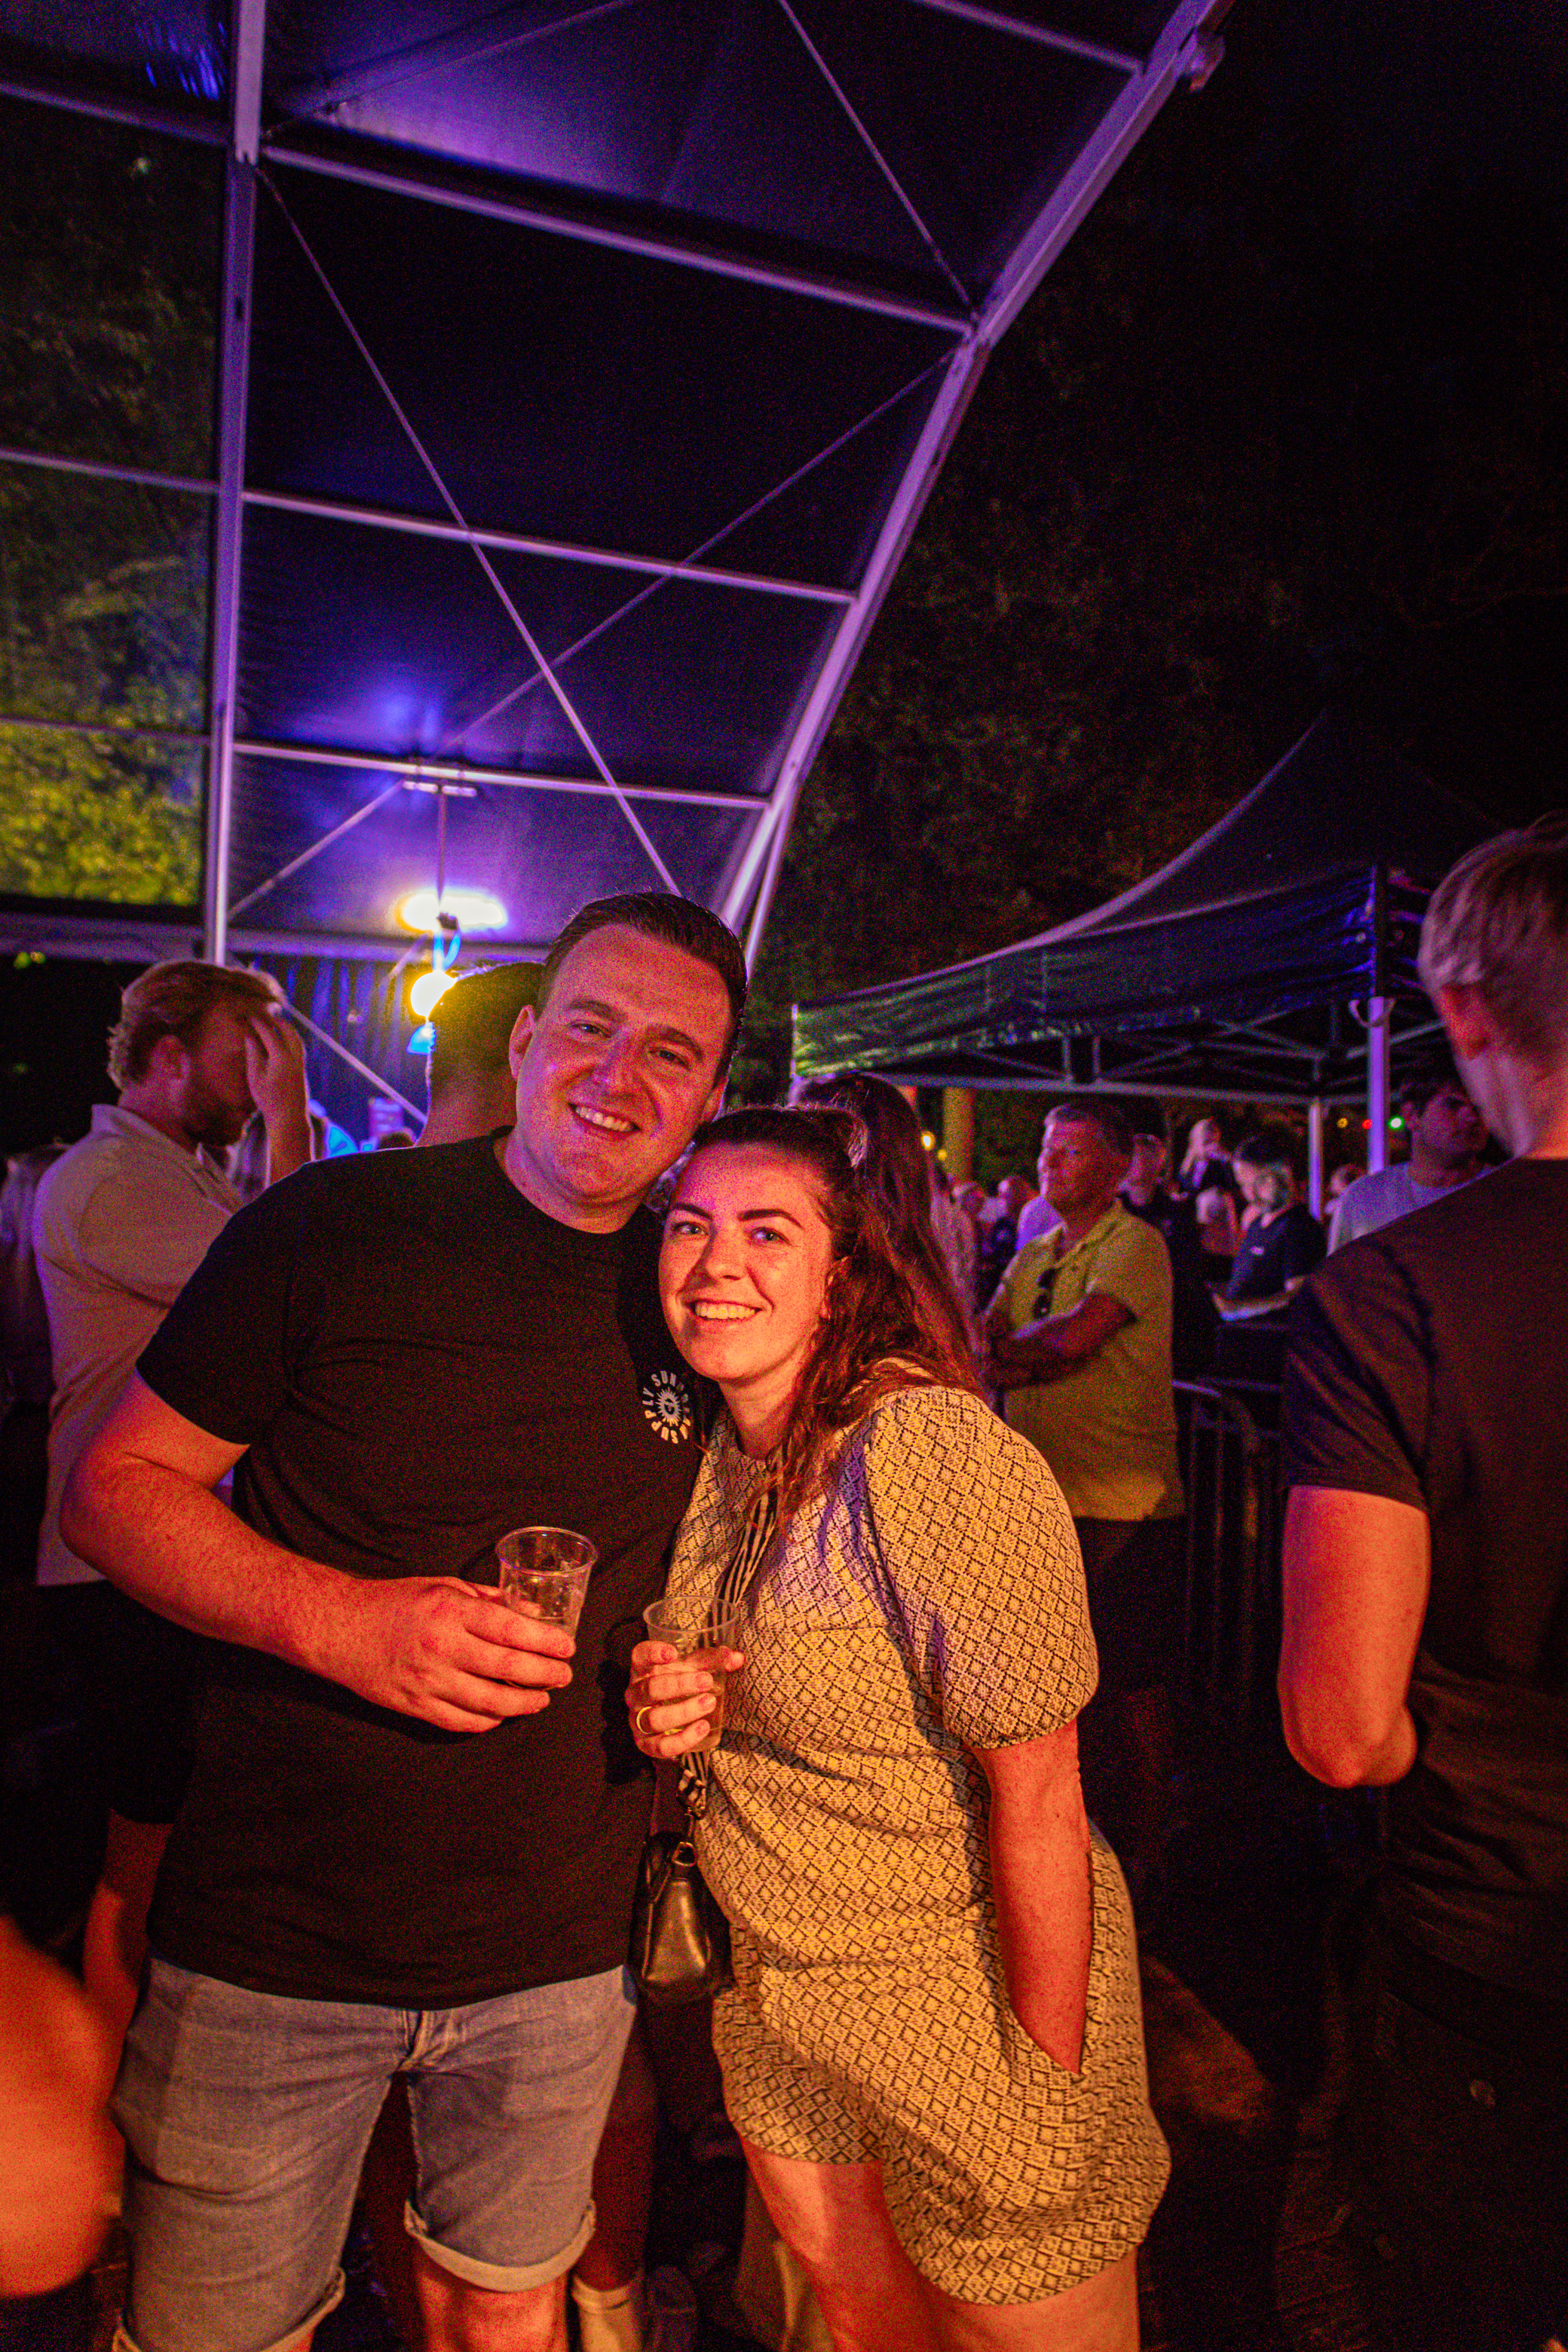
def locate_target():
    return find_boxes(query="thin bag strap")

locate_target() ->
[681,1481,778,1821]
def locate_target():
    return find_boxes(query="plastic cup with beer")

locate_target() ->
[642,1598,746,1754]
[495,1527,596,1633]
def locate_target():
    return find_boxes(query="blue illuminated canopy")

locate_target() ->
[1,0,1230,1113]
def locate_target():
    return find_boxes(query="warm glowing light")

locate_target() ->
[409,969,455,1018]
[920,1131,936,1150]
[397,889,507,933]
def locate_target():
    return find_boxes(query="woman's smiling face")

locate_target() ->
[660,1144,836,1438]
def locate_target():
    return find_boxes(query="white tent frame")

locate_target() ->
[1,0,1231,988]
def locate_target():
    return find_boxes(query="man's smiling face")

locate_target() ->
[504,923,733,1231]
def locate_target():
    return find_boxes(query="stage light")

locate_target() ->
[1391,1114,1405,1130]
[920,1131,936,1150]
[409,968,455,1018]
[397,889,507,933]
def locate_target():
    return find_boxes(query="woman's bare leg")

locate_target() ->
[743,2138,1139,2352]
[740,2139,940,2352]
[921,2253,1138,2352]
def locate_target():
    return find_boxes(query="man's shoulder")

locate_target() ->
[1095,1202,1167,1270]
[1335,1165,1410,1224]
[1370,1156,1561,1265]
[32,1121,150,1242]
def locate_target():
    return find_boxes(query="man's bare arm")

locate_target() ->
[1279,1484,1429,1786]
[977,1724,1092,2073]
[988,1291,1132,1389]
[63,1375,573,1736]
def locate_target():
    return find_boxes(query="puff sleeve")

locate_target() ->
[856,1385,1098,1750]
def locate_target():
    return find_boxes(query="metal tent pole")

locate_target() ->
[1307,1096,1325,1218]
[734,0,1224,972]
[733,336,987,963]
[1367,1003,1392,1173]
[202,0,268,965]
[1365,862,1392,1174]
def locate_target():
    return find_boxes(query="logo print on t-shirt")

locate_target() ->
[642,1368,694,1445]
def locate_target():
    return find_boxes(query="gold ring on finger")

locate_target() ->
[634,1704,654,1736]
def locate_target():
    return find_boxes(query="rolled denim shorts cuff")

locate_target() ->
[403,2196,596,2292]
[112,2271,345,2352]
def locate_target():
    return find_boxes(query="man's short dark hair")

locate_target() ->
[1044,1098,1135,1158]
[427,964,541,1103]
[537,893,748,1073]
[1397,1052,1467,1120]
[1234,1125,1300,1184]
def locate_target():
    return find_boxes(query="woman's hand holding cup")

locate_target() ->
[628,1608,746,1759]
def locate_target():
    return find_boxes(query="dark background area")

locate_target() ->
[740,0,1568,1083]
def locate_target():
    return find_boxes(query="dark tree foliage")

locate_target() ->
[0,100,219,902]
[743,29,1568,1084]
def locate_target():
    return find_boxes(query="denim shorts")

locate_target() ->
[112,1956,637,2352]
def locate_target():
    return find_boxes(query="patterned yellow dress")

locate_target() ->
[663,1383,1169,2306]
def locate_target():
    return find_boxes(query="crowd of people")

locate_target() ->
[0,814,1563,2352]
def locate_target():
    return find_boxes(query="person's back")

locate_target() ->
[1282,813,1568,2352]
[1291,1162,1568,1983]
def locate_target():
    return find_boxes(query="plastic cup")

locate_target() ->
[495,1527,596,1633]
[642,1600,746,1755]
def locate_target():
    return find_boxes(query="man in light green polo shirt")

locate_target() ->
[984,1099,1184,1884]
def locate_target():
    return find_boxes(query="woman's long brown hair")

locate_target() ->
[675,1107,985,1517]
[788,1070,975,1368]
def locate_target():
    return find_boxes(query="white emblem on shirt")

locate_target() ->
[642,1368,694,1445]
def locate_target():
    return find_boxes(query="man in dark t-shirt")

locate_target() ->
[1280,816,1568,2352]
[63,894,746,2352]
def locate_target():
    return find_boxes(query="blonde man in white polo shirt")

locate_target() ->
[34,958,310,2038]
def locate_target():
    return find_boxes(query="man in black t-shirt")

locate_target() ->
[1281,817,1568,2352]
[63,894,746,2352]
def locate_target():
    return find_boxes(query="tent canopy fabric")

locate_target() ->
[792,713,1494,1102]
[2,0,1229,1006]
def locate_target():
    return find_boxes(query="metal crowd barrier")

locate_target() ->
[1174,1380,1286,1735]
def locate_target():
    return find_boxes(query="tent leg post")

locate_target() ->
[943,1088,974,1183]
[202,156,259,966]
[1307,1095,1326,1220]
[1367,998,1391,1174]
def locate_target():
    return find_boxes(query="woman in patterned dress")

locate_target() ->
[628,1108,1168,2352]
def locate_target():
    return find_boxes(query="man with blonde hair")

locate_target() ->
[1281,814,1568,2352]
[32,958,310,2039]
